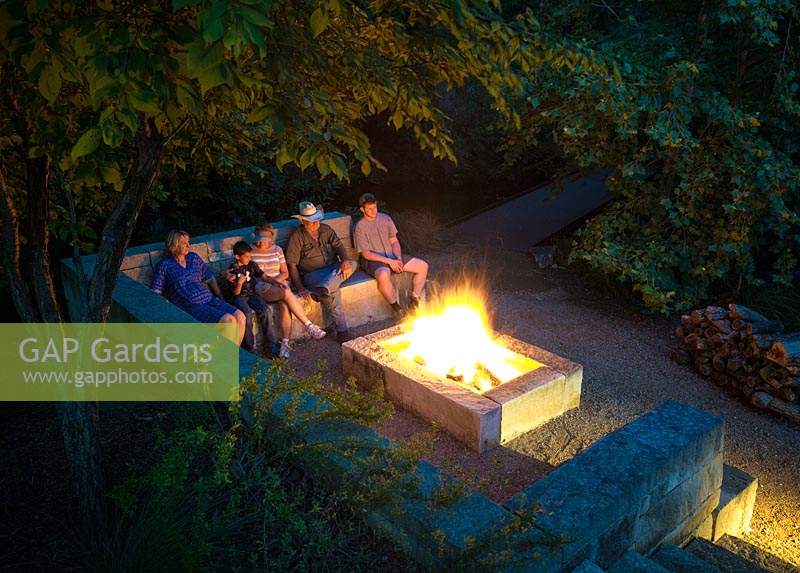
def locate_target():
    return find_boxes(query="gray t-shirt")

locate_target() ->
[354,213,398,259]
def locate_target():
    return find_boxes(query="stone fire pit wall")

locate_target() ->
[342,325,582,453]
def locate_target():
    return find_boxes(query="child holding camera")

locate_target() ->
[219,241,269,353]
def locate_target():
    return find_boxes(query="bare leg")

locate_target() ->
[219,312,245,345]
[374,267,398,304]
[403,258,429,297]
[277,301,291,340]
[234,309,246,344]
[282,290,314,324]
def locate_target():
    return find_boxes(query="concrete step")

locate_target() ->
[685,537,773,573]
[652,543,721,573]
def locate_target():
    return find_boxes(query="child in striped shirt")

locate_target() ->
[251,224,326,358]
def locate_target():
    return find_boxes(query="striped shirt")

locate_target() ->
[251,245,285,279]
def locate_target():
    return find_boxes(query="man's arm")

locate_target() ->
[288,263,310,297]
[326,226,355,280]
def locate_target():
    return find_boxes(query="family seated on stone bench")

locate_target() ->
[150,193,428,358]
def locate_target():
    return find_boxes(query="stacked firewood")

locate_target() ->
[671,304,800,422]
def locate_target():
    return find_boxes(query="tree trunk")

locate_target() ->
[0,111,164,551]
[87,117,163,322]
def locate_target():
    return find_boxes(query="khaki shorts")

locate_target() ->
[361,253,414,277]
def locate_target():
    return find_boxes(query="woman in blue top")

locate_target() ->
[151,230,246,345]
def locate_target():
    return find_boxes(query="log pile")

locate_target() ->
[671,304,800,423]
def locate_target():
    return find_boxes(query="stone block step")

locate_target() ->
[685,537,772,573]
[715,535,799,573]
[652,543,721,573]
[607,551,671,573]
[711,464,758,541]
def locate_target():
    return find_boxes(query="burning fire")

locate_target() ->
[381,283,540,393]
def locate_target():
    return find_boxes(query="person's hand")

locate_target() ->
[388,259,403,273]
[224,270,236,283]
[339,261,354,281]
[236,273,247,285]
[298,288,312,300]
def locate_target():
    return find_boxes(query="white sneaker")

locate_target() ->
[278,340,291,359]
[305,323,326,340]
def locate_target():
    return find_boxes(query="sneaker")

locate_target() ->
[278,340,291,359]
[392,306,406,322]
[407,294,420,312]
[305,323,326,340]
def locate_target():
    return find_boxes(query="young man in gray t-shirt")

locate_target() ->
[353,193,428,317]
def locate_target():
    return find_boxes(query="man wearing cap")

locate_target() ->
[285,201,357,342]
[354,193,428,318]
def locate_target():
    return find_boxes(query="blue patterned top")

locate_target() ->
[151,252,214,308]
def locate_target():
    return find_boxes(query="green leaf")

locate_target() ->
[176,83,202,114]
[200,1,227,43]
[38,65,61,104]
[241,6,271,28]
[101,166,123,191]
[116,108,139,135]
[315,153,330,176]
[392,108,403,129]
[276,145,292,170]
[187,40,224,74]
[298,147,315,170]
[127,90,161,113]
[71,128,101,160]
[197,64,226,94]
[310,7,328,38]
[329,155,346,179]
[360,158,371,176]
[102,122,124,147]
[246,105,273,123]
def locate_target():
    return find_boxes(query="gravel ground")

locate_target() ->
[286,245,800,567]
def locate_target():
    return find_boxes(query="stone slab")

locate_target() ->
[122,266,153,285]
[685,537,772,573]
[497,336,583,411]
[506,402,724,569]
[652,544,721,573]
[711,464,758,541]
[483,365,566,444]
[607,552,671,573]
[715,534,797,573]
[119,251,151,271]
[633,453,723,552]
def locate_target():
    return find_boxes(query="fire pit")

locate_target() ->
[342,284,582,452]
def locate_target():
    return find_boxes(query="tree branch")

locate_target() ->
[0,164,37,322]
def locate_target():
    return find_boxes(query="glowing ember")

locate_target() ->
[381,283,541,393]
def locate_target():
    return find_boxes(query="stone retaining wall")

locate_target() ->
[505,401,724,571]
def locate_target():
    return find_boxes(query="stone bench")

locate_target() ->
[61,211,414,343]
